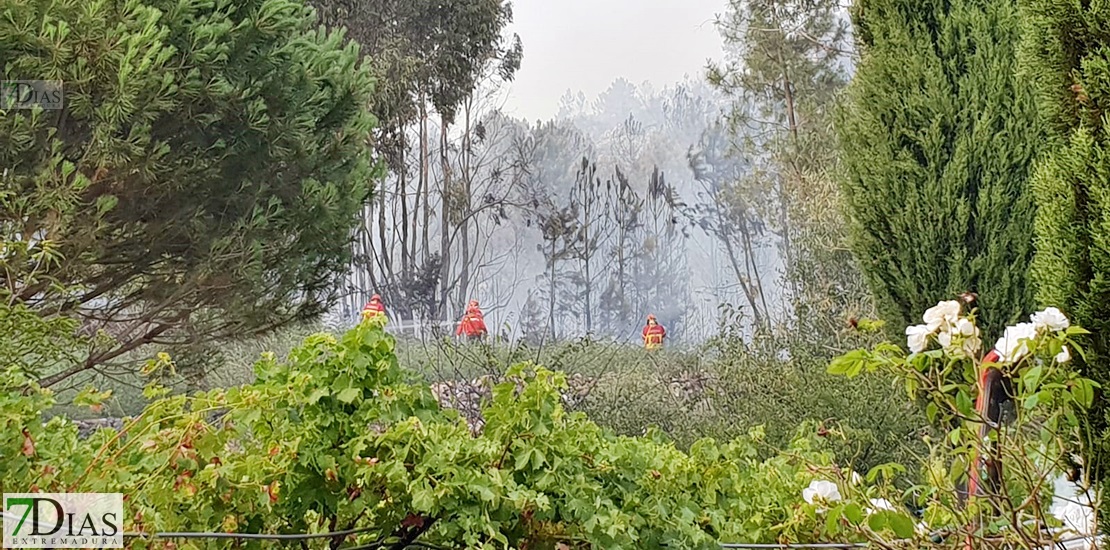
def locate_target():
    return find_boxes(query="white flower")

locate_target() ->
[1052,500,1096,535]
[906,324,931,353]
[866,498,897,514]
[923,301,962,331]
[937,330,952,349]
[1056,346,1071,364]
[802,480,842,505]
[994,322,1039,362]
[850,471,863,486]
[963,334,982,355]
[955,318,978,337]
[1031,307,1070,332]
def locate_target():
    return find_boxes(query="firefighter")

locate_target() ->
[642,314,665,350]
[361,294,386,321]
[456,300,488,341]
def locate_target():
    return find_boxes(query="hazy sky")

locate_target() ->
[500,0,727,122]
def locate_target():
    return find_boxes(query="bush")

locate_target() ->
[829,300,1097,547]
[384,330,927,475]
[6,303,1093,548]
[4,319,872,548]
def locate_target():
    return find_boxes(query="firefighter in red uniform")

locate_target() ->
[456,300,488,341]
[642,314,665,350]
[361,294,386,322]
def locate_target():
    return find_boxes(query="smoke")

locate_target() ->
[335,75,789,346]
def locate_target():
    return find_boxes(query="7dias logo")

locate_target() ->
[2,494,122,548]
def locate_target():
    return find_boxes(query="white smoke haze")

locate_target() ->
[331,0,819,346]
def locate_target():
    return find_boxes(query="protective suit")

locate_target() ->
[642,314,665,350]
[456,300,488,340]
[361,294,385,321]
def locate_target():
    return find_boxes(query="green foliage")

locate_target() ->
[837,0,1043,342]
[829,303,1095,547]
[388,325,925,475]
[0,0,378,387]
[310,0,520,122]
[0,302,84,378]
[6,304,1091,547]
[1019,0,1110,527]
[4,318,875,549]
[702,0,854,332]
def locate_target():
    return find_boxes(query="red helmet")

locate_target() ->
[647,314,656,322]
[371,294,381,302]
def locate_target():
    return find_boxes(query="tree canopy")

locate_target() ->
[837,0,1043,342]
[1019,0,1110,523]
[0,0,378,386]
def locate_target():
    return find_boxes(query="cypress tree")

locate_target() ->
[837,0,1043,342]
[1020,0,1110,513]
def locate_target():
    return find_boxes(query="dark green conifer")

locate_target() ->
[837,0,1043,342]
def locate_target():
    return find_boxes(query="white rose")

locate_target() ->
[994,322,1039,362]
[866,498,897,514]
[906,324,931,353]
[937,330,953,349]
[1056,346,1071,364]
[963,334,982,355]
[802,480,841,505]
[1031,307,1070,332]
[1052,500,1095,535]
[955,318,977,337]
[923,300,961,330]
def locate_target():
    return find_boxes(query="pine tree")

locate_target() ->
[1019,0,1110,518]
[837,0,1043,341]
[0,0,376,386]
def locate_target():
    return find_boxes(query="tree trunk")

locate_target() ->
[378,169,391,286]
[399,140,410,278]
[548,238,558,340]
[458,99,473,308]
[582,191,592,335]
[777,51,799,298]
[438,115,452,319]
[420,98,431,263]
[721,224,766,329]
[739,218,771,328]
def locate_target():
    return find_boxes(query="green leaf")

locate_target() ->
[825,506,841,534]
[96,194,119,214]
[842,502,864,524]
[886,512,916,538]
[1023,393,1040,410]
[411,484,435,512]
[955,390,973,416]
[336,387,360,403]
[514,448,532,471]
[828,351,867,377]
[867,512,887,533]
[307,388,328,404]
[1072,380,1094,408]
[1022,365,1044,391]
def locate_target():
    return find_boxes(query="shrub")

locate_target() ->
[2,319,873,548]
